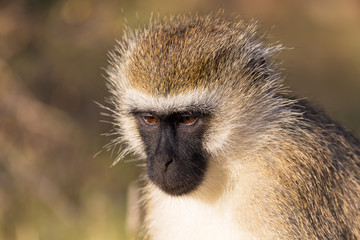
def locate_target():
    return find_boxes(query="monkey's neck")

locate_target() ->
[143,156,284,240]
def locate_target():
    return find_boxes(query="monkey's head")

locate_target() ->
[106,15,288,196]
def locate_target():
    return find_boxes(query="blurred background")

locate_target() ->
[0,0,359,239]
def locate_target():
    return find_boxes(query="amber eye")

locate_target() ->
[143,115,159,125]
[179,116,198,125]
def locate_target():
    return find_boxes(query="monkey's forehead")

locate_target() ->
[120,87,220,114]
[124,17,257,96]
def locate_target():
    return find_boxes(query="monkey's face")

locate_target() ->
[107,16,284,197]
[134,111,208,196]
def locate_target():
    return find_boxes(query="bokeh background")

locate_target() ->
[0,0,359,239]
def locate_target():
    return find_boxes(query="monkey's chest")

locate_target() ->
[146,196,260,240]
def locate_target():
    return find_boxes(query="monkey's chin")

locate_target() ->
[147,169,204,196]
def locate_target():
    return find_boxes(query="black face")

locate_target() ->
[134,111,208,196]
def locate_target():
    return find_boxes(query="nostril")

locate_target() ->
[154,156,174,172]
[164,159,173,171]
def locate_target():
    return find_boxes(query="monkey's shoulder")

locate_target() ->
[288,97,360,152]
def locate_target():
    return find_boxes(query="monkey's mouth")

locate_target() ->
[147,156,206,196]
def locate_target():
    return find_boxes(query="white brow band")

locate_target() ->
[122,88,219,114]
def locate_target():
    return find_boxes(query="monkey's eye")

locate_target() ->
[179,116,198,125]
[143,115,159,125]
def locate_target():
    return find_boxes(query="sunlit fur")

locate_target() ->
[105,14,360,239]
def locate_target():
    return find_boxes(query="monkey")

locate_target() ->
[104,14,360,240]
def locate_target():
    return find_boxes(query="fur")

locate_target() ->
[105,14,360,239]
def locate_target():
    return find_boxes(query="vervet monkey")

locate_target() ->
[105,14,360,239]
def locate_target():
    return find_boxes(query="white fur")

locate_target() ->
[121,87,219,114]
[146,192,259,240]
